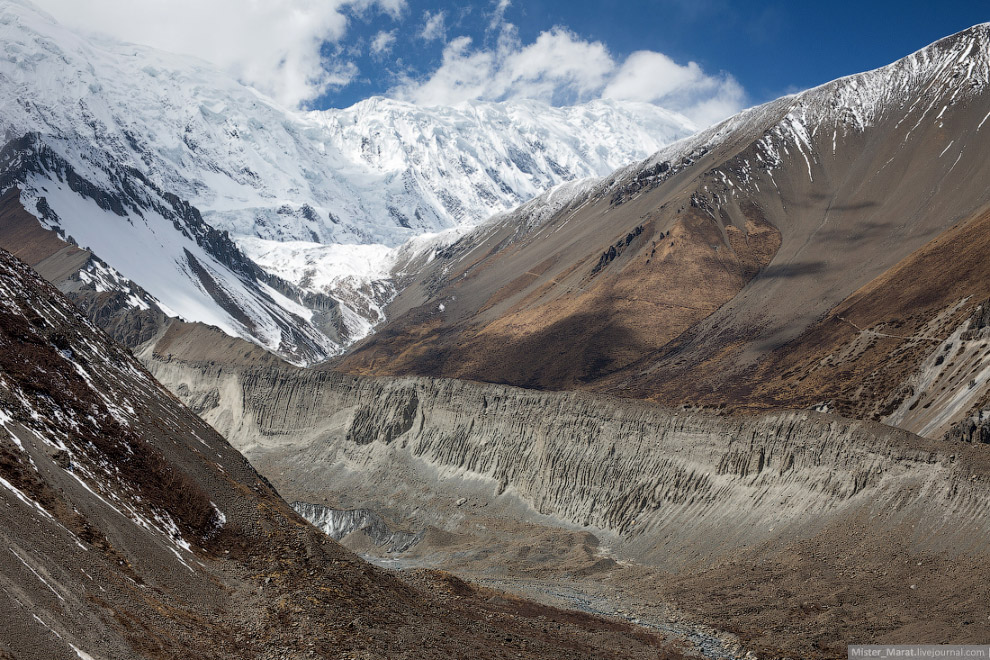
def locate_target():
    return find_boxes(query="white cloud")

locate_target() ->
[395,27,613,107]
[419,10,446,42]
[603,51,706,102]
[30,0,407,108]
[603,50,744,126]
[352,0,406,20]
[370,29,397,56]
[488,0,511,32]
[29,0,743,123]
[392,24,744,127]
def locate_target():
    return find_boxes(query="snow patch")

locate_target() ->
[69,644,96,660]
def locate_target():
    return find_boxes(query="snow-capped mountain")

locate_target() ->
[0,132,345,365]
[299,97,696,243]
[0,0,697,360]
[0,0,695,247]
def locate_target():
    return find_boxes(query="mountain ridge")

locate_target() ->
[4,13,990,659]
[337,21,990,441]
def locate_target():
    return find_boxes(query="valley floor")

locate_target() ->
[370,552,753,660]
[308,489,990,660]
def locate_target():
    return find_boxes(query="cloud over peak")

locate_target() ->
[27,0,745,126]
[392,23,744,126]
[31,0,407,108]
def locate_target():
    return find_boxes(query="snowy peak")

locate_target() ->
[303,96,695,238]
[577,21,990,217]
[0,0,698,360]
[0,133,344,365]
[0,0,696,248]
[783,21,990,133]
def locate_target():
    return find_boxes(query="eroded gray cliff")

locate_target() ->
[144,354,990,568]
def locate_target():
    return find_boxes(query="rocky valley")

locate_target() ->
[2,2,990,659]
[143,343,990,658]
[0,228,694,660]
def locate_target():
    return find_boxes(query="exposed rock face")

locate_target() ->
[293,502,422,553]
[945,412,990,444]
[961,299,990,341]
[146,356,990,568]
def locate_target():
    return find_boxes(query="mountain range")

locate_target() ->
[0,0,696,363]
[4,2,990,658]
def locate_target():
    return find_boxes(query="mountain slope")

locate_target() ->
[0,247,686,659]
[0,240,321,658]
[0,134,344,365]
[338,23,990,439]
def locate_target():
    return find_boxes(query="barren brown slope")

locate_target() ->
[613,203,990,426]
[338,24,990,437]
[340,129,785,389]
[345,200,780,389]
[0,247,687,659]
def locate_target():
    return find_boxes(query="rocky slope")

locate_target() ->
[143,347,990,657]
[0,246,690,659]
[337,23,990,440]
[0,240,312,659]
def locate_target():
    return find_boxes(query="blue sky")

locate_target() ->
[326,0,990,109]
[34,0,990,126]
